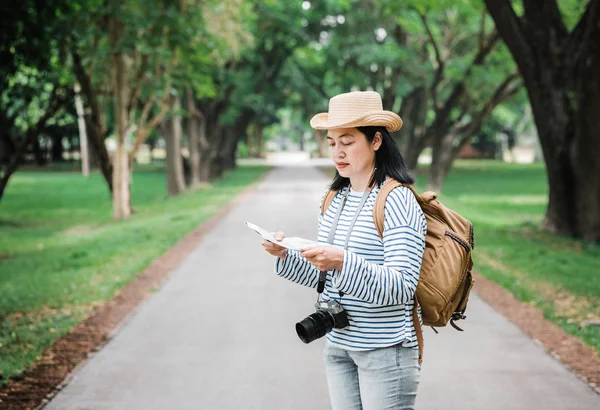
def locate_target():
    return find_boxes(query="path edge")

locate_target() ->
[0,167,272,410]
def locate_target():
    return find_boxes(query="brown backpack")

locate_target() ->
[321,179,475,363]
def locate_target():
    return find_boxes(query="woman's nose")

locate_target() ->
[332,145,345,158]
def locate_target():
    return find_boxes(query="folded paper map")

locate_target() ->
[245,221,318,251]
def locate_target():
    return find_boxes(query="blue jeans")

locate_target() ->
[323,341,420,410]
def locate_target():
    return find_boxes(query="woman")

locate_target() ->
[262,91,427,410]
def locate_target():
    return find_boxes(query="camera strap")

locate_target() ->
[317,186,372,295]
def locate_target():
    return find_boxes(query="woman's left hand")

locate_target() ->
[300,245,344,272]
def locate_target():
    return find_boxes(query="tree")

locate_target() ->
[484,0,600,242]
[194,0,336,177]
[183,0,253,185]
[101,0,207,216]
[386,2,521,191]
[0,0,75,201]
[287,0,521,191]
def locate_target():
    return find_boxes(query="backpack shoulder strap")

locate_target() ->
[374,179,426,364]
[373,179,401,238]
[373,179,432,238]
[321,189,339,216]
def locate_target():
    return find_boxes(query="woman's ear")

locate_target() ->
[373,132,383,151]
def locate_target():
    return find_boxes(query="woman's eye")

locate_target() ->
[341,142,352,147]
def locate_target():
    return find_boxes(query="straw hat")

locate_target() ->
[310,91,403,132]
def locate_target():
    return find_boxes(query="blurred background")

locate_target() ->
[0,0,598,396]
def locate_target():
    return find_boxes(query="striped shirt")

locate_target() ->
[275,183,427,351]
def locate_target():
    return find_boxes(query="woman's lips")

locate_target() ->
[336,162,349,169]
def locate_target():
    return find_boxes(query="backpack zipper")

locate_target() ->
[445,231,471,253]
[444,232,473,324]
[469,222,475,249]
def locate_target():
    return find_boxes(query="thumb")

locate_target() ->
[272,231,285,241]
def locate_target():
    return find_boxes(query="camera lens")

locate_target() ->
[295,310,335,344]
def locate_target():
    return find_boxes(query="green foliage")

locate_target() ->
[557,0,589,30]
[0,165,270,381]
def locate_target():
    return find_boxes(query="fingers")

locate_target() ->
[261,239,287,258]
[262,240,284,251]
[301,245,343,272]
[300,248,319,259]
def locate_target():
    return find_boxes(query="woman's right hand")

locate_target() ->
[262,231,287,259]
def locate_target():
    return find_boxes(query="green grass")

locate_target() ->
[0,165,270,383]
[434,161,600,353]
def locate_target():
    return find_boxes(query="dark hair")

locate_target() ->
[329,126,415,191]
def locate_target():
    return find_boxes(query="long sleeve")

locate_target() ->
[274,250,319,288]
[272,190,330,288]
[331,186,426,306]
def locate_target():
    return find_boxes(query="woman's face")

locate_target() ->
[327,127,381,180]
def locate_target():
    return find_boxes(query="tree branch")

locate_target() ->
[429,30,500,136]
[137,95,157,132]
[186,86,205,121]
[569,0,600,67]
[460,72,521,137]
[484,0,532,74]
[523,0,568,39]
[127,54,148,115]
[0,86,68,184]
[421,14,443,68]
[72,50,106,135]
[479,8,487,50]
[382,65,401,110]
[129,105,171,164]
[290,59,329,100]
[128,83,172,163]
[420,14,445,110]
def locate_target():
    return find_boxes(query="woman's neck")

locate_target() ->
[350,167,375,192]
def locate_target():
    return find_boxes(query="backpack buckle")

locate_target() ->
[451,312,466,321]
[450,312,466,331]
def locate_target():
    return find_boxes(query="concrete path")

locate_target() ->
[46,166,600,410]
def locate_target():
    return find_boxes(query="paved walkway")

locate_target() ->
[46,166,599,409]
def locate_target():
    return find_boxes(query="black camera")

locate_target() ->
[295,299,349,344]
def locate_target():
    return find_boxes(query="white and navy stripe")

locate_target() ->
[275,183,427,351]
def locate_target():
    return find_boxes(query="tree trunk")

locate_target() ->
[32,137,46,166]
[186,89,201,187]
[531,85,599,240]
[247,124,255,157]
[228,133,239,170]
[198,147,212,184]
[0,114,16,165]
[86,116,113,193]
[214,109,251,176]
[109,16,130,219]
[111,149,130,219]
[0,129,40,201]
[573,44,600,242]
[256,122,264,158]
[165,98,186,196]
[428,73,521,192]
[198,111,211,184]
[219,126,238,171]
[313,129,327,157]
[50,133,64,162]
[72,51,113,192]
[398,87,429,172]
[0,88,66,202]
[427,131,456,193]
[484,0,600,242]
[299,129,305,152]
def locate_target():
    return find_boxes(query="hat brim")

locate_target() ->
[310,110,403,132]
